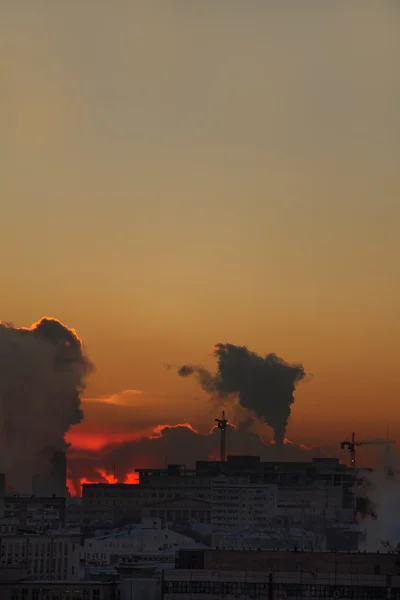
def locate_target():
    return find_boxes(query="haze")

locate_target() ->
[1,2,399,457]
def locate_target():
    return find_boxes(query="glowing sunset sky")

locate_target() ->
[1,2,399,457]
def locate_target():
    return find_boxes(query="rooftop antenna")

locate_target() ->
[215,410,228,462]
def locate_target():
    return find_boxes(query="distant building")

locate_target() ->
[83,518,207,573]
[81,457,357,534]
[211,478,277,531]
[0,531,80,581]
[2,495,66,532]
[142,495,211,527]
[0,579,117,600]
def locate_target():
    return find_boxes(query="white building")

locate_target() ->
[277,485,346,523]
[211,478,277,532]
[83,518,206,568]
[0,532,80,580]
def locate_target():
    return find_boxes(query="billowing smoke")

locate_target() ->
[178,343,306,444]
[357,457,400,551]
[0,317,93,491]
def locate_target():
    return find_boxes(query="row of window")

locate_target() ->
[9,588,101,600]
[164,581,388,598]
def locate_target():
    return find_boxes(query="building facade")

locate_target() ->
[0,532,80,581]
[211,479,277,531]
[3,496,66,532]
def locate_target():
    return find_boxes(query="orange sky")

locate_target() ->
[1,2,399,462]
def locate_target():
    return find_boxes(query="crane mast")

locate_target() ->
[340,431,395,469]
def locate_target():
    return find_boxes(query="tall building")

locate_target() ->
[211,478,277,531]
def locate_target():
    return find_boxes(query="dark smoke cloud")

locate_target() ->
[178,343,306,444]
[0,317,93,491]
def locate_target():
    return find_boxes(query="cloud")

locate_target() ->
[66,389,206,451]
[67,421,324,493]
[0,317,92,490]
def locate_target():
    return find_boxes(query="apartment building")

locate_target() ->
[3,495,66,531]
[211,479,277,531]
[81,464,214,526]
[0,532,80,581]
[82,457,356,531]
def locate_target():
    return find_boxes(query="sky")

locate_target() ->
[1,1,399,465]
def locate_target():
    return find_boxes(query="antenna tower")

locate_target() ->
[215,410,228,462]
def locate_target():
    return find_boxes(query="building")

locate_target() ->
[81,457,357,533]
[162,549,400,599]
[0,532,80,580]
[163,569,400,599]
[142,496,211,527]
[2,495,66,531]
[175,548,400,574]
[212,526,326,552]
[83,518,206,570]
[277,485,344,523]
[0,579,118,600]
[211,478,277,531]
[81,483,143,525]
[81,464,214,526]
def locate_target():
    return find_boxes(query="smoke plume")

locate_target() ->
[357,452,400,551]
[178,343,306,444]
[0,317,93,491]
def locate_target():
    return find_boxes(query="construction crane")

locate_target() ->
[215,410,228,462]
[340,432,395,469]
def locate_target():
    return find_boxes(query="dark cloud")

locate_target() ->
[0,317,93,491]
[178,343,306,444]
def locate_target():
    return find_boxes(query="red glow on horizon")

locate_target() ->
[299,443,312,451]
[66,428,146,451]
[97,469,118,484]
[208,450,220,461]
[80,477,99,485]
[124,472,139,484]
[67,469,140,497]
[66,422,201,453]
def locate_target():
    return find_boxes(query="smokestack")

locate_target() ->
[215,410,228,462]
[33,449,68,497]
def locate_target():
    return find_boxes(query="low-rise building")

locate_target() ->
[83,518,206,570]
[3,495,66,532]
[0,532,80,581]
[0,579,118,600]
[163,549,400,599]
